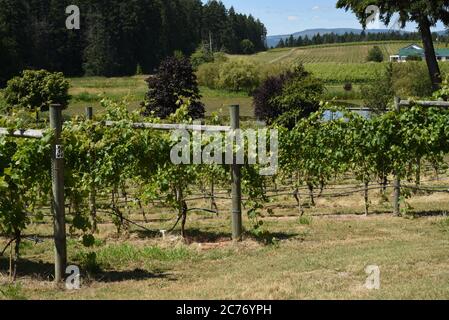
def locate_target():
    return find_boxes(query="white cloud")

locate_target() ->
[312,6,320,11]
[287,15,299,21]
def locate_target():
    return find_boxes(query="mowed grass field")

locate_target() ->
[3,74,358,117]
[2,181,449,299]
[66,76,254,118]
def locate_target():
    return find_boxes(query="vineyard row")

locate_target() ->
[1,98,449,282]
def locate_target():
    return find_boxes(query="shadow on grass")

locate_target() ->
[157,227,300,246]
[92,268,173,283]
[133,229,163,239]
[313,210,392,217]
[411,210,449,218]
[0,257,54,281]
[247,230,300,245]
[184,229,232,244]
[0,257,174,283]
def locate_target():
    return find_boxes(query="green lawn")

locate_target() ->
[65,76,253,118]
[67,76,363,119]
[67,75,366,117]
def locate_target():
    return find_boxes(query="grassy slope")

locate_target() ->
[229,41,449,88]
[230,41,447,64]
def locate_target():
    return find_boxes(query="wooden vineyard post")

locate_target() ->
[50,104,67,283]
[230,105,243,241]
[85,106,93,120]
[393,97,401,216]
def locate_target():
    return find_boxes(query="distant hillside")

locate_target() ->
[226,41,449,86]
[230,41,439,65]
[266,28,445,48]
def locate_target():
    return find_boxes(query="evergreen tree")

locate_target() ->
[0,0,267,83]
[276,39,285,48]
[223,7,240,53]
[0,0,29,86]
[202,0,227,52]
[83,1,121,76]
[288,35,295,47]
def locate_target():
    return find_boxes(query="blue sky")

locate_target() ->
[207,0,445,36]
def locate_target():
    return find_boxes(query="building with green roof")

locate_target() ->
[390,44,449,62]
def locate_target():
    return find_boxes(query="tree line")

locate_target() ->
[275,31,427,48]
[0,0,267,86]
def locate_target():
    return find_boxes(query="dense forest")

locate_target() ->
[275,31,440,48]
[0,0,267,86]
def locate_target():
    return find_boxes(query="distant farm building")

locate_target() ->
[390,44,449,62]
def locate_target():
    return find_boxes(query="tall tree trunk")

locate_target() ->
[419,17,442,91]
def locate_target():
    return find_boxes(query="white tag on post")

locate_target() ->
[55,145,64,159]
